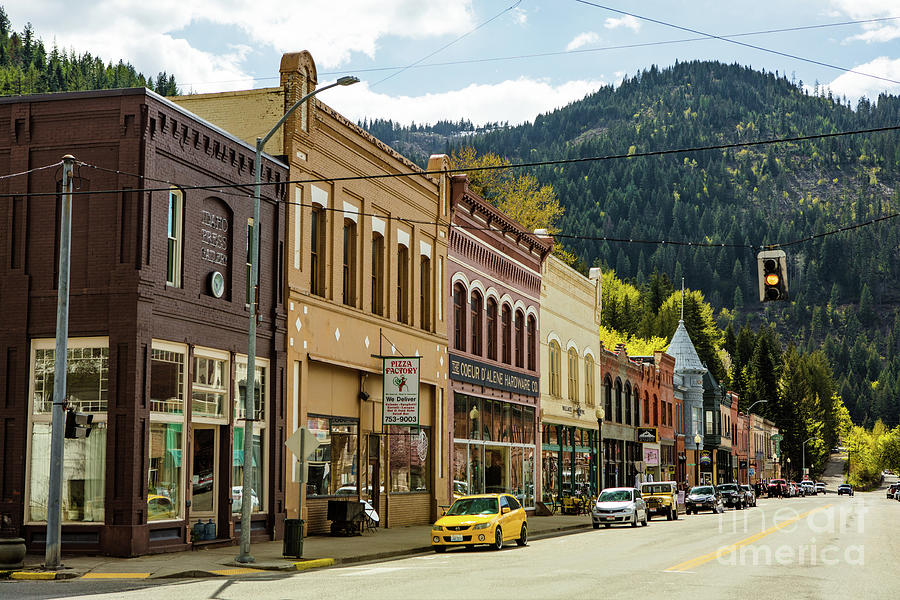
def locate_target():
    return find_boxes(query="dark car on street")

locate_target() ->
[837,484,854,496]
[685,486,722,514]
[740,484,757,507]
[716,483,747,509]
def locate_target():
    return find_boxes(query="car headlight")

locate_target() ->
[432,525,442,532]
[473,523,492,530]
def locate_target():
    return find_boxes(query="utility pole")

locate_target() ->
[45,155,75,569]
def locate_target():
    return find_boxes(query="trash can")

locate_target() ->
[283,518,304,558]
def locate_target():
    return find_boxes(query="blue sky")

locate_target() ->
[6,1,900,125]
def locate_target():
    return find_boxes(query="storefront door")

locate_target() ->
[191,426,219,522]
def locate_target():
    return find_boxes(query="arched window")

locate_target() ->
[342,218,357,306]
[604,376,613,420]
[624,383,632,425]
[486,298,497,361]
[397,244,409,324]
[633,387,640,426]
[653,395,659,427]
[514,310,525,368]
[549,341,561,397]
[585,355,595,406]
[501,304,512,364]
[470,291,483,356]
[310,206,325,296]
[615,379,623,423]
[567,348,579,402]
[419,255,431,331]
[527,315,536,371]
[644,393,650,425]
[371,232,384,316]
[453,283,466,351]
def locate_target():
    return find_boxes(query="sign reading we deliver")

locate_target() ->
[383,357,420,426]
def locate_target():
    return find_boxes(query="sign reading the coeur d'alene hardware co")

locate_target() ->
[448,353,539,397]
[383,357,420,426]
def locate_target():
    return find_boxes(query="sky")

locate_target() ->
[5,0,900,126]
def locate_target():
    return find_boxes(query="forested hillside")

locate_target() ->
[0,7,177,96]
[363,60,900,429]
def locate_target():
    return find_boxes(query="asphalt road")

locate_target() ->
[8,476,898,600]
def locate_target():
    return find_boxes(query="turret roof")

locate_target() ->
[666,320,707,375]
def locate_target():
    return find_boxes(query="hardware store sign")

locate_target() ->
[383,357,420,426]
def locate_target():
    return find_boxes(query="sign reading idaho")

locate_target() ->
[383,357,420,426]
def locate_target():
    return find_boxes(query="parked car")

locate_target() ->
[591,487,648,528]
[431,493,527,552]
[887,483,900,499]
[768,478,788,497]
[640,481,679,521]
[231,486,260,512]
[685,485,723,514]
[815,482,826,494]
[716,483,747,509]
[801,481,817,496]
[740,484,757,507]
[837,484,854,496]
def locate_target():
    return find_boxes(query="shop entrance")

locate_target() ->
[191,426,219,524]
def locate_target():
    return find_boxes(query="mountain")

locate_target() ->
[0,7,177,96]
[362,60,900,428]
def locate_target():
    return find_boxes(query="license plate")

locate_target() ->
[605,516,614,520]
[450,535,463,542]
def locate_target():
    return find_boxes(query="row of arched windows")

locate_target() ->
[603,376,645,426]
[547,341,595,407]
[452,281,537,372]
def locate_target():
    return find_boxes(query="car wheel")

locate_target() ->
[674,508,679,520]
[516,524,527,547]
[593,523,600,529]
[433,546,446,553]
[686,508,692,515]
[667,507,673,521]
[493,527,503,550]
[631,513,638,528]
[642,512,648,526]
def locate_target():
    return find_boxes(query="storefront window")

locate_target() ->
[148,422,183,520]
[29,422,107,522]
[306,417,358,496]
[193,355,227,419]
[232,428,264,513]
[388,426,430,492]
[151,347,185,414]
[235,360,266,421]
[33,346,109,413]
[453,443,469,497]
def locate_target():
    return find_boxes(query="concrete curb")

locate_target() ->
[1,569,79,580]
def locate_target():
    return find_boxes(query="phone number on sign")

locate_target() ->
[383,415,417,424]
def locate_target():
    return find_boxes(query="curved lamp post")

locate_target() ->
[694,433,702,486]
[237,75,359,564]
[596,407,605,492]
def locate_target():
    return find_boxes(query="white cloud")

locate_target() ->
[604,15,641,32]
[329,77,606,126]
[512,7,528,25]
[566,32,601,52]
[826,56,900,102]
[1,1,477,93]
[829,0,900,43]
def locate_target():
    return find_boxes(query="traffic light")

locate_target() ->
[64,408,94,439]
[757,249,789,302]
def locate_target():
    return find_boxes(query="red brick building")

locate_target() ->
[0,89,287,557]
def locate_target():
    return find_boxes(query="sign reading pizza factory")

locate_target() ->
[383,357,421,426]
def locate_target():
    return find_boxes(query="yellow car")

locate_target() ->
[431,493,527,552]
[148,494,176,520]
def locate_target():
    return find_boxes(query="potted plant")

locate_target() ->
[0,513,26,570]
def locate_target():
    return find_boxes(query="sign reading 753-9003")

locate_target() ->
[383,357,420,426]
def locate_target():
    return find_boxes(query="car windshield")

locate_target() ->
[446,497,499,516]
[690,486,714,495]
[741,485,751,490]
[717,484,738,492]
[641,484,673,495]
[598,490,633,502]
[770,479,785,485]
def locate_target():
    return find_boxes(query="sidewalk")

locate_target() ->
[2,514,592,581]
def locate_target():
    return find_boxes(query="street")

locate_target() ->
[7,478,898,600]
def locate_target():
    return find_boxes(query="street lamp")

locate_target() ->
[786,457,791,481]
[746,400,767,485]
[802,436,818,481]
[237,74,359,565]
[596,407,605,492]
[694,433,702,486]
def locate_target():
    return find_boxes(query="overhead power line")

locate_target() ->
[573,0,900,87]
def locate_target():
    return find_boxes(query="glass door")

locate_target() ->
[191,426,218,519]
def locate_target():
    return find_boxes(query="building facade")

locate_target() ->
[538,256,602,501]
[0,89,288,556]
[666,320,706,487]
[632,352,677,483]
[175,52,451,533]
[447,175,550,510]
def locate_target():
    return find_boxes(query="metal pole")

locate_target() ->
[236,76,357,564]
[45,155,75,569]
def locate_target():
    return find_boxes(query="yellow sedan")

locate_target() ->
[431,493,527,552]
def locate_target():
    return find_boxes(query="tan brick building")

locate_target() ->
[174,51,450,533]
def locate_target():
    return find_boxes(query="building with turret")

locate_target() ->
[666,320,706,486]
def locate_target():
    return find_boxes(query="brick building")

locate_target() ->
[0,89,287,556]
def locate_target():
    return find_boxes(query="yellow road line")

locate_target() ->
[665,504,833,572]
[210,568,266,576]
[81,573,152,579]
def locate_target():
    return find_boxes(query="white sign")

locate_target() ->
[285,427,321,483]
[383,357,420,426]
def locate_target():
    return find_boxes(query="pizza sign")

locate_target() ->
[383,357,420,426]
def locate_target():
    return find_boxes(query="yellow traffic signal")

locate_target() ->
[757,250,789,302]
